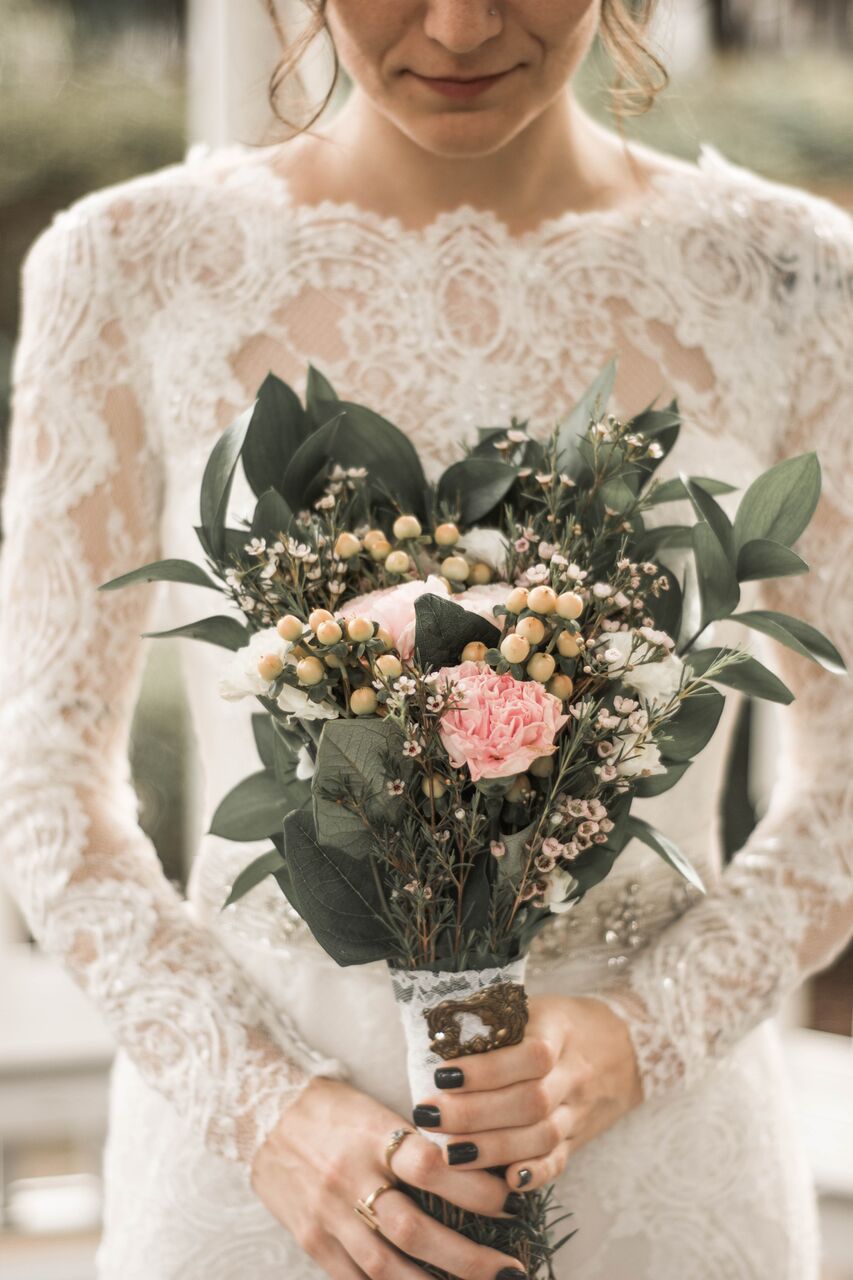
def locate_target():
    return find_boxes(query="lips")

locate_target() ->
[407,67,516,100]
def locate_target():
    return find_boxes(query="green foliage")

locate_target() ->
[209,769,306,842]
[222,848,286,909]
[733,452,821,551]
[313,718,408,857]
[414,593,502,668]
[625,816,706,893]
[199,406,252,557]
[686,647,794,704]
[141,615,248,651]
[730,609,846,674]
[99,557,219,592]
[436,458,518,523]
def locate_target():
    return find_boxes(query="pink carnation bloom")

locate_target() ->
[341,577,511,660]
[436,661,569,781]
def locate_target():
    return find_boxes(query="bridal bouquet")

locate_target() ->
[102,360,844,1278]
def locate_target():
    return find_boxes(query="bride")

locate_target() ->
[1,1,851,1277]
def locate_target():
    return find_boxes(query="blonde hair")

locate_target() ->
[263,0,668,133]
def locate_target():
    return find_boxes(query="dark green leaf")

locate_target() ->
[142,615,248,651]
[649,476,738,506]
[313,718,407,857]
[730,610,847,675]
[681,473,735,561]
[280,412,345,509]
[209,770,292,841]
[733,452,821,551]
[252,714,275,770]
[692,523,740,627]
[414,593,501,668]
[635,759,690,797]
[625,816,706,893]
[437,458,518,524]
[556,357,618,474]
[252,487,296,540]
[222,848,286,909]
[686,647,794,705]
[634,525,693,558]
[643,562,683,639]
[660,684,726,761]
[99,558,219,593]
[325,402,429,518]
[242,373,312,498]
[306,364,339,421]
[736,539,809,582]
[200,406,253,556]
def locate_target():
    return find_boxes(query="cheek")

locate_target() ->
[325,0,411,89]
[532,0,602,83]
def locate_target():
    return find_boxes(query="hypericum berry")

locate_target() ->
[316,620,343,646]
[528,585,558,615]
[393,514,422,541]
[363,529,386,550]
[506,587,529,614]
[442,555,470,582]
[346,617,374,643]
[296,657,325,686]
[376,653,403,679]
[528,754,555,777]
[547,673,574,700]
[308,608,335,633]
[276,615,303,642]
[385,550,411,575]
[461,641,488,662]
[324,653,346,670]
[500,634,531,664]
[556,591,584,620]
[469,562,492,585]
[369,537,393,561]
[257,653,284,682]
[334,532,362,559]
[422,775,447,799]
[434,522,460,547]
[516,616,546,645]
[557,630,581,657]
[350,687,378,715]
[506,773,532,802]
[527,652,556,683]
[375,626,394,649]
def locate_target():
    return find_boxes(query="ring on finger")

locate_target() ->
[383,1126,415,1179]
[354,1182,395,1233]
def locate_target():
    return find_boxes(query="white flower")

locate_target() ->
[218,628,292,701]
[296,745,316,780]
[542,867,579,914]
[622,653,684,710]
[276,683,339,721]
[460,527,510,573]
[615,732,667,777]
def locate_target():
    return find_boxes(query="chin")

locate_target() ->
[399,107,529,160]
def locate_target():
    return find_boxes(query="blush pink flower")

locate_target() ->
[435,661,569,781]
[341,578,511,660]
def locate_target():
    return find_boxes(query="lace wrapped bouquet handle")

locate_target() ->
[100,358,845,1274]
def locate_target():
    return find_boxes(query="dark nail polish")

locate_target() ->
[413,1105,441,1127]
[434,1066,464,1089]
[517,1167,532,1187]
[502,1192,524,1215]
[447,1141,478,1165]
[496,1270,527,1279]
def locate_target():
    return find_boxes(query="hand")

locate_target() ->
[411,995,643,1192]
[252,1075,530,1280]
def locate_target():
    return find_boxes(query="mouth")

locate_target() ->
[406,66,519,100]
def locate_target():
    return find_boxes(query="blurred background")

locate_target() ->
[0,1,851,1277]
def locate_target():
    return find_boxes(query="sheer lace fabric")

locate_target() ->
[0,139,851,1276]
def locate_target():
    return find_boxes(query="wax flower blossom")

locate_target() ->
[435,661,569,781]
[595,627,685,710]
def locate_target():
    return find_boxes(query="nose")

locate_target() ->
[422,0,501,54]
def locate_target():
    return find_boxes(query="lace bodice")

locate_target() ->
[1,139,851,1175]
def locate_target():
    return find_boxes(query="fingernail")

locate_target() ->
[434,1066,464,1089]
[496,1270,527,1279]
[502,1192,524,1215]
[517,1167,532,1187]
[447,1141,478,1165]
[413,1105,441,1127]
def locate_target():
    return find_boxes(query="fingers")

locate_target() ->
[437,1104,575,1171]
[339,1207,428,1280]
[312,1232,373,1280]
[363,1186,527,1280]
[415,1072,564,1136]
[505,1138,572,1193]
[433,1033,558,1094]
[390,1130,517,1218]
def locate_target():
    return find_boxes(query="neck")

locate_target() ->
[309,89,644,235]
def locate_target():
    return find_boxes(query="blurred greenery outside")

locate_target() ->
[1,8,852,1024]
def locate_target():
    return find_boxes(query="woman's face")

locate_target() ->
[324,0,602,157]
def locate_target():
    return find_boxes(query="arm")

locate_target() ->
[595,204,853,1100]
[0,201,346,1172]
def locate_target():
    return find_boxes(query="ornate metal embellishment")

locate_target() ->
[423,981,529,1059]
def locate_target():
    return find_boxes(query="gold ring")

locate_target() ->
[353,1182,394,1233]
[383,1126,415,1179]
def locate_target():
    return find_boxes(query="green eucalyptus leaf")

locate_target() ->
[209,769,294,841]
[242,373,311,498]
[649,476,738,506]
[736,539,809,582]
[252,487,296,540]
[634,759,691,797]
[200,406,253,555]
[437,458,518,523]
[733,452,821,551]
[252,714,276,770]
[686,646,794,705]
[222,848,286,909]
[692,523,740,626]
[556,357,618,474]
[730,610,847,675]
[313,718,407,856]
[306,364,339,422]
[280,808,395,966]
[497,820,538,887]
[625,815,706,893]
[681,473,735,561]
[634,525,693,558]
[280,412,345,509]
[414,593,502,668]
[142,615,249,651]
[644,563,683,639]
[659,684,726,762]
[99,558,219,593]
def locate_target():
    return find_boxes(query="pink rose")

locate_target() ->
[341,578,512,660]
[454,582,512,629]
[436,661,569,781]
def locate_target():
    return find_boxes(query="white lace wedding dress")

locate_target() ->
[1,138,851,1279]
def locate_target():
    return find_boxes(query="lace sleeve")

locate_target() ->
[596,203,853,1100]
[0,203,346,1172]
